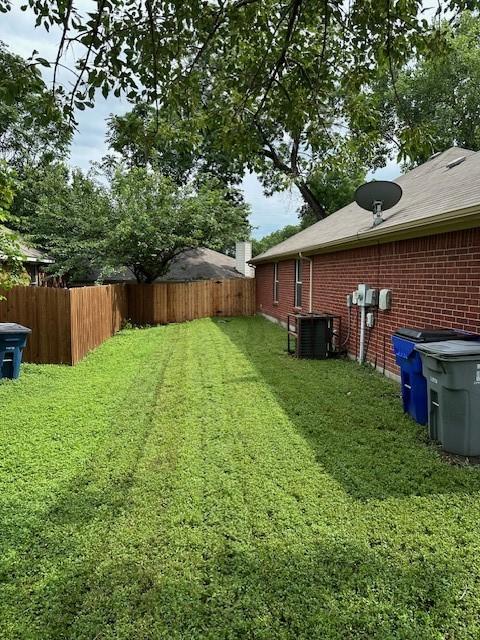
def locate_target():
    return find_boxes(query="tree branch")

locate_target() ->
[254,121,326,220]
[232,0,259,8]
[290,133,300,172]
[386,0,412,127]
[69,0,107,112]
[319,0,329,71]
[186,1,226,76]
[261,147,293,175]
[53,0,73,95]
[252,119,293,175]
[234,4,291,116]
[255,0,303,117]
[145,0,160,130]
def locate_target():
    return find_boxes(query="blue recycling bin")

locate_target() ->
[0,323,32,380]
[392,328,474,425]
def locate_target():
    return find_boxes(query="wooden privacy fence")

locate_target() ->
[0,286,72,364]
[70,284,128,364]
[0,278,255,364]
[128,279,256,325]
[0,285,128,365]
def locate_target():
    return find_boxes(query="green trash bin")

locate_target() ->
[415,340,480,456]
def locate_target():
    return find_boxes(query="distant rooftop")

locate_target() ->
[0,227,54,264]
[102,247,245,283]
[18,242,54,264]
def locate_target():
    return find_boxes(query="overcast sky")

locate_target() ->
[0,4,398,238]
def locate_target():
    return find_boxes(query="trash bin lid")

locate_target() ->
[0,323,32,335]
[394,327,470,342]
[415,340,480,358]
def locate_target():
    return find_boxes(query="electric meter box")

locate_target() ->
[379,289,392,311]
[356,284,368,307]
[365,288,378,307]
[352,291,358,305]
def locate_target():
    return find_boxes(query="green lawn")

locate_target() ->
[1,316,480,639]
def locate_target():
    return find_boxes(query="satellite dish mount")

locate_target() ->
[354,181,403,228]
[372,201,383,226]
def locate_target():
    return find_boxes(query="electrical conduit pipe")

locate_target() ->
[358,304,366,364]
[299,252,313,313]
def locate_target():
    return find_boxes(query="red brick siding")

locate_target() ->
[255,228,480,375]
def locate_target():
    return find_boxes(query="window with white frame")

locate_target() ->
[294,259,302,307]
[273,263,279,303]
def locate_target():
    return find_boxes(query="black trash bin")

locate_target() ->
[0,323,32,380]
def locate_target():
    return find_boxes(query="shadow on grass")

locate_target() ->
[4,450,464,640]
[16,527,464,639]
[1,399,163,639]
[4,446,469,639]
[214,316,480,501]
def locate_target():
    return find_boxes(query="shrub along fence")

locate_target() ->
[0,279,255,365]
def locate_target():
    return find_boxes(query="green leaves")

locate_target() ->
[0,161,15,218]
[379,10,480,167]
[107,167,251,282]
[252,224,301,257]
[35,57,50,67]
[0,161,30,293]
[298,147,367,224]
[1,1,472,207]
[0,42,71,170]
[15,162,250,284]
[1,2,477,211]
[16,164,112,283]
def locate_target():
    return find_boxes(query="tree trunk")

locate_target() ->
[296,181,326,221]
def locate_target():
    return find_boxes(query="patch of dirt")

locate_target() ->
[439,450,480,467]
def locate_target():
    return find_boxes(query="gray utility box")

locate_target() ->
[415,340,480,456]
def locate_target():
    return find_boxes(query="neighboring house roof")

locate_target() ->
[0,227,54,264]
[18,241,54,264]
[102,247,244,283]
[251,147,480,264]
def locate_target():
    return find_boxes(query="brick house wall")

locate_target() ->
[255,228,480,376]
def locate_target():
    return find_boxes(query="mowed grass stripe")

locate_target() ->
[0,325,179,638]
[59,319,350,639]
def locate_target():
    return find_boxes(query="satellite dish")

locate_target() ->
[354,180,402,227]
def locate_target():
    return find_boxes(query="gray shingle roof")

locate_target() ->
[0,227,54,264]
[155,247,243,281]
[18,242,54,264]
[251,147,480,263]
[101,247,243,283]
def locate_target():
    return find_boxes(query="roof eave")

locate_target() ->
[250,204,480,264]
[24,257,55,264]
[1,256,55,264]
